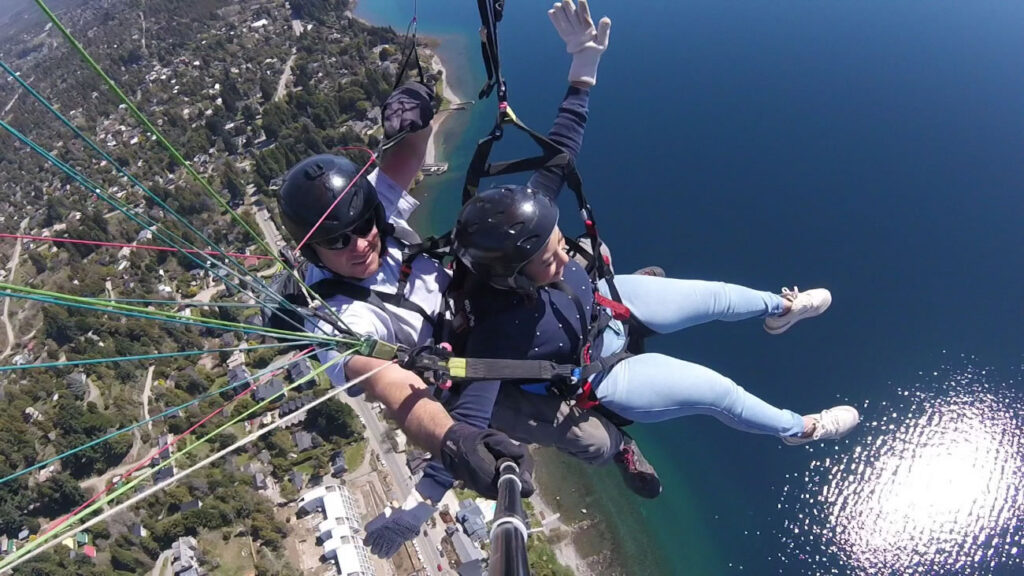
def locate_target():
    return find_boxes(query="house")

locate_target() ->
[253,472,268,491]
[157,434,174,459]
[295,484,375,575]
[225,366,251,399]
[81,544,97,559]
[256,450,272,465]
[65,372,89,399]
[289,470,304,491]
[405,449,430,477]
[153,457,175,483]
[180,499,203,513]
[450,531,485,576]
[292,430,322,453]
[456,500,488,544]
[130,523,148,538]
[75,532,89,547]
[170,536,204,576]
[330,450,347,478]
[279,395,313,423]
[22,407,42,423]
[252,378,285,403]
[390,429,407,453]
[220,332,237,348]
[287,359,314,389]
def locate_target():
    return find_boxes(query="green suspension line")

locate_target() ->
[0,283,352,345]
[0,345,326,485]
[28,0,356,335]
[0,350,350,568]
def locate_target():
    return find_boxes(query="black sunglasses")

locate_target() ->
[316,213,377,251]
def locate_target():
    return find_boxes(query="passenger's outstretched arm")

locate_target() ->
[526,86,591,198]
[528,0,612,197]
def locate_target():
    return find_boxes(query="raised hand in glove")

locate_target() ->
[363,492,435,559]
[440,422,535,500]
[548,0,612,87]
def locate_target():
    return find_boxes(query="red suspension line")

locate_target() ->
[0,233,272,261]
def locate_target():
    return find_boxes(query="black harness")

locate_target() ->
[264,0,649,424]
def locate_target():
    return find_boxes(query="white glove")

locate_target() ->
[362,492,436,559]
[548,0,612,87]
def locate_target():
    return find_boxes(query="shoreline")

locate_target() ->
[424,50,464,166]
[529,483,594,576]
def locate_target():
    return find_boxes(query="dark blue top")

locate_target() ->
[416,86,593,502]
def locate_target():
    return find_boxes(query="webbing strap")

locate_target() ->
[448,357,576,382]
[476,0,505,101]
[308,277,433,327]
[393,1,424,91]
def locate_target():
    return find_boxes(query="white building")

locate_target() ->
[298,484,374,575]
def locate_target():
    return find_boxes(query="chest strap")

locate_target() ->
[308,277,434,328]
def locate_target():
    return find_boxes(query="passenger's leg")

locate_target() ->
[490,385,662,498]
[490,385,621,465]
[594,353,806,435]
[599,275,787,335]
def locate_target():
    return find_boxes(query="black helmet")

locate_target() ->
[277,154,387,266]
[454,185,559,291]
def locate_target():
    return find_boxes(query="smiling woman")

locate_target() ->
[779,363,1024,576]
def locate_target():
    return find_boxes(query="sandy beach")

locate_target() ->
[530,487,594,576]
[424,50,464,166]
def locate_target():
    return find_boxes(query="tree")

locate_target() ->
[305,398,357,441]
[260,76,276,104]
[34,473,87,518]
[110,546,143,572]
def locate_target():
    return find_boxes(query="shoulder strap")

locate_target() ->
[308,277,434,328]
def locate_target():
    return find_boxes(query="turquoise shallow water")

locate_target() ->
[357,2,1024,574]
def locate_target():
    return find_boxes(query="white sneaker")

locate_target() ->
[782,405,860,446]
[764,286,832,334]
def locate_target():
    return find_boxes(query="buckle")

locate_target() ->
[574,380,600,411]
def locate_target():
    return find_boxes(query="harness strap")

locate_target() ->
[393,1,425,91]
[476,0,506,101]
[448,358,576,382]
[308,277,433,328]
[594,292,630,321]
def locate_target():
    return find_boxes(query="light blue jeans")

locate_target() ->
[592,276,805,437]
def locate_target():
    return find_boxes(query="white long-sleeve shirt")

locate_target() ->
[306,168,451,387]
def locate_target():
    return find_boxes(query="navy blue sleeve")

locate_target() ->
[415,323,511,502]
[415,375,502,502]
[527,85,591,198]
[415,305,536,498]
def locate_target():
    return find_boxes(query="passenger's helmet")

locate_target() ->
[277,154,386,266]
[453,185,559,291]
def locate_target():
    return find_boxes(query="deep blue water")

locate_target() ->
[358,2,1024,575]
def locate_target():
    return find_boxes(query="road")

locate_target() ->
[2,89,22,117]
[341,396,449,574]
[0,217,29,360]
[149,549,172,576]
[193,284,224,303]
[274,52,297,102]
[141,365,155,432]
[253,207,285,254]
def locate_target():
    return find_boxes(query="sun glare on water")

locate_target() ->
[778,362,1023,575]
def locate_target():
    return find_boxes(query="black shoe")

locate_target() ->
[613,435,662,499]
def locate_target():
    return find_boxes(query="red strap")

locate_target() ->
[575,380,600,410]
[594,292,631,321]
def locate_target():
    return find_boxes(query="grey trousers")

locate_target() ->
[488,384,624,466]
